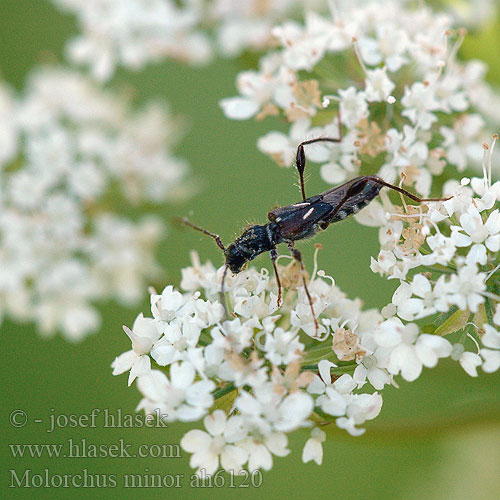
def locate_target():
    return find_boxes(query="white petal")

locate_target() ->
[128,355,151,386]
[235,392,260,417]
[257,131,289,154]
[336,417,365,436]
[307,375,326,395]
[219,97,259,120]
[170,362,195,389]
[486,234,500,252]
[333,374,356,394]
[111,350,137,376]
[415,334,452,368]
[398,299,425,321]
[318,388,346,416]
[481,348,500,373]
[176,404,206,422]
[265,432,290,457]
[374,319,403,348]
[318,359,336,384]
[459,352,482,377]
[224,415,247,443]
[411,274,431,297]
[465,244,487,265]
[180,430,211,453]
[221,445,248,472]
[186,380,215,408]
[277,392,313,431]
[302,438,323,465]
[247,443,273,471]
[367,368,391,390]
[392,282,412,306]
[451,231,472,247]
[388,344,422,381]
[482,324,500,349]
[150,345,177,366]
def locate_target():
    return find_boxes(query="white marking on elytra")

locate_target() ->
[302,207,314,220]
[293,202,310,207]
[338,210,347,219]
[275,217,282,222]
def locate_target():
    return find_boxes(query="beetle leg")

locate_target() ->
[287,242,319,334]
[296,111,342,201]
[269,248,282,308]
[365,176,451,203]
[220,264,230,319]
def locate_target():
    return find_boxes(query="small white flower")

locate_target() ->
[150,318,202,367]
[374,318,452,382]
[257,118,311,167]
[180,410,248,476]
[137,363,215,422]
[451,207,500,265]
[392,274,450,321]
[262,327,304,365]
[240,432,290,471]
[316,386,347,417]
[447,265,486,313]
[307,360,337,395]
[302,428,326,465]
[272,13,332,71]
[480,324,500,373]
[459,351,482,377]
[111,314,161,385]
[364,68,395,102]
[353,355,391,390]
[440,114,484,171]
[358,25,409,71]
[236,382,314,433]
[339,87,369,128]
[401,82,439,130]
[336,393,383,436]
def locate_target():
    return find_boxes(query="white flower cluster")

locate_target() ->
[51,0,325,81]
[110,1,500,475]
[114,247,485,474]
[220,0,500,197]
[0,68,189,341]
[365,143,500,377]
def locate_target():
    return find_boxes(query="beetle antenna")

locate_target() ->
[296,110,342,200]
[174,217,226,252]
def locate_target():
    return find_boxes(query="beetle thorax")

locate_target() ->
[224,223,282,273]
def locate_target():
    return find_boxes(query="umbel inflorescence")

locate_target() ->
[51,0,325,81]
[221,0,500,194]
[51,0,497,82]
[0,68,189,341]
[112,0,500,475]
[112,144,500,472]
[113,185,500,473]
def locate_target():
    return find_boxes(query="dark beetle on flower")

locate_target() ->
[178,116,449,332]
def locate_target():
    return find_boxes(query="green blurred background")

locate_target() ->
[1,1,499,499]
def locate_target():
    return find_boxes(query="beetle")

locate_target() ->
[179,124,448,332]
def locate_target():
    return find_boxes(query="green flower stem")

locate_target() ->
[485,296,494,326]
[213,384,236,400]
[303,344,337,364]
[302,362,357,374]
[312,407,335,424]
